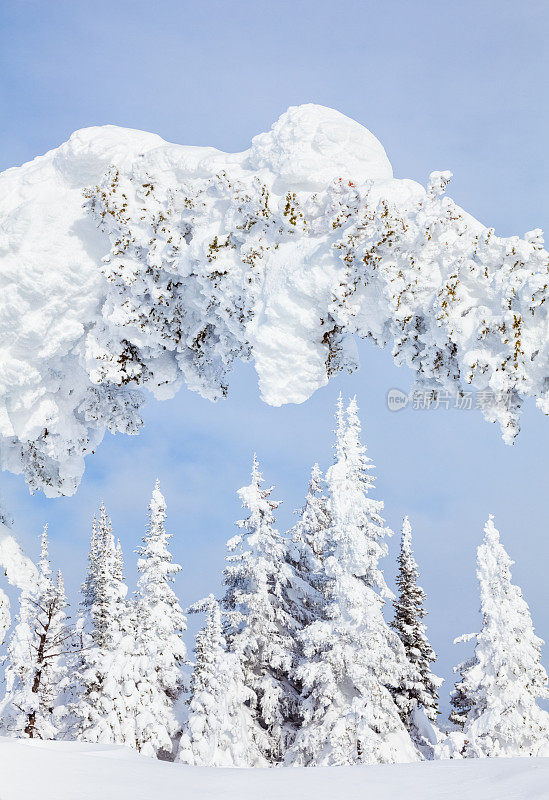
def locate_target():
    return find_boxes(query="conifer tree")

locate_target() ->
[280,464,332,750]
[80,515,99,621]
[286,464,331,623]
[0,526,74,739]
[132,480,188,757]
[71,505,137,746]
[288,396,417,766]
[450,516,549,757]
[222,455,297,765]
[391,516,441,727]
[178,595,253,766]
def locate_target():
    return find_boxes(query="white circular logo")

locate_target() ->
[387,389,409,412]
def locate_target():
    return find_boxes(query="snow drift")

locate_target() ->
[1,738,549,800]
[1,104,548,497]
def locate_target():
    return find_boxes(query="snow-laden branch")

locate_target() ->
[1,104,547,496]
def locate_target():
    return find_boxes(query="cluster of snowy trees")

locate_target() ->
[0,487,187,755]
[2,397,549,765]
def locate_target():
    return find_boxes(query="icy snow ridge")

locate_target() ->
[1,104,548,496]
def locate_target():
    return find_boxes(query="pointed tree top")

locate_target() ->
[334,394,348,460]
[39,524,51,577]
[98,502,112,535]
[335,393,345,431]
[346,394,359,417]
[150,478,167,511]
[479,514,504,552]
[483,514,501,546]
[345,395,363,439]
[401,515,412,551]
[236,454,279,521]
[204,593,219,616]
[250,453,263,486]
[310,462,323,486]
[478,515,514,590]
[40,523,49,555]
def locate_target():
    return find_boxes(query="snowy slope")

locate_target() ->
[1,738,549,800]
[1,104,548,498]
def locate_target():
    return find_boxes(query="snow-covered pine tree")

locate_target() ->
[391,516,441,729]
[71,505,137,746]
[288,396,418,766]
[132,480,188,757]
[80,514,99,621]
[449,516,549,758]
[280,463,332,750]
[286,463,331,624]
[222,455,297,765]
[178,594,253,766]
[0,526,75,739]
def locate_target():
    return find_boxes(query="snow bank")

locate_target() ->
[1,104,548,496]
[1,738,549,800]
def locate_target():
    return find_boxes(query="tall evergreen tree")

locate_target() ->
[281,463,332,752]
[288,396,417,766]
[450,516,549,757]
[286,464,331,624]
[222,455,297,765]
[391,516,441,727]
[132,480,188,757]
[178,595,253,766]
[80,514,99,621]
[71,505,137,746]
[0,526,74,739]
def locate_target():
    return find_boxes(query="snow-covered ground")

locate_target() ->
[0,739,548,800]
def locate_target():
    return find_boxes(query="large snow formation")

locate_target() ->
[1,738,549,800]
[1,104,548,498]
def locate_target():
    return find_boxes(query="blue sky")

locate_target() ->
[1,0,548,712]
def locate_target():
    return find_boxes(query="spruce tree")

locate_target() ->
[288,396,417,766]
[286,463,331,623]
[133,480,188,757]
[80,514,99,620]
[280,463,332,752]
[450,516,549,757]
[391,516,441,728]
[0,526,74,739]
[222,455,297,765]
[71,505,137,746]
[178,595,253,766]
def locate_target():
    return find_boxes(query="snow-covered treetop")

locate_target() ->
[1,104,548,496]
[449,516,549,756]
